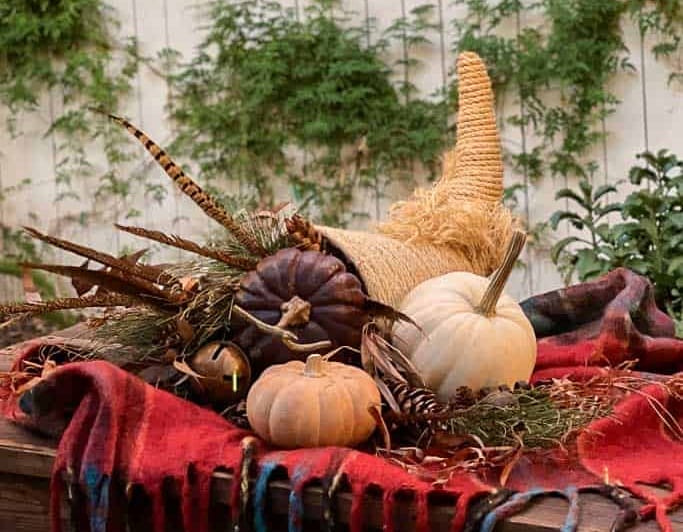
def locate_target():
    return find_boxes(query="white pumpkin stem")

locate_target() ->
[304,354,325,377]
[476,230,527,317]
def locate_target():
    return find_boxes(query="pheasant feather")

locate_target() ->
[104,112,265,256]
[21,263,180,305]
[23,227,174,286]
[115,224,257,271]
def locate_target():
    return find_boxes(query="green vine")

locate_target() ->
[0,0,143,252]
[454,0,622,181]
[453,1,683,183]
[451,0,683,291]
[168,0,448,226]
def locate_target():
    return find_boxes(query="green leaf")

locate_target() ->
[574,249,608,281]
[555,188,589,209]
[549,211,584,230]
[593,183,618,201]
[668,257,683,276]
[595,203,622,218]
[624,258,651,276]
[578,179,593,202]
[550,236,584,263]
[639,219,659,241]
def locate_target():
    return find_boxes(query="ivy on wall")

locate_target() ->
[452,0,683,184]
[0,0,143,259]
[1,0,682,305]
[168,0,448,226]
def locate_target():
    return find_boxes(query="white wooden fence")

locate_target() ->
[1,0,681,303]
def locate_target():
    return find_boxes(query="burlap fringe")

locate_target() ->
[378,187,517,272]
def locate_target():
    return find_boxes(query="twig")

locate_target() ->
[232,305,332,353]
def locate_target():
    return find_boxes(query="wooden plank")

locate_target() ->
[0,418,57,478]
[0,472,70,532]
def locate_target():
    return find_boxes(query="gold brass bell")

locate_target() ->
[189,342,251,405]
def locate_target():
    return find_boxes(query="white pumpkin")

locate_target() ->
[392,231,536,401]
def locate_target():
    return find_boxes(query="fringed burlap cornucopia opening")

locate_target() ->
[318,52,515,308]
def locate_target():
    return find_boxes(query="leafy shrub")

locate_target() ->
[552,150,683,324]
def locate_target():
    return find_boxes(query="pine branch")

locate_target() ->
[23,227,175,286]
[285,215,323,251]
[102,111,266,256]
[115,224,257,271]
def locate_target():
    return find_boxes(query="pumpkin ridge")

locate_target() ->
[238,274,283,308]
[318,376,347,443]
[293,251,344,299]
[284,247,302,300]
[254,249,294,301]
[336,375,357,443]
[253,373,280,441]
[268,378,313,447]
[311,304,366,324]
[417,313,473,390]
[305,270,362,304]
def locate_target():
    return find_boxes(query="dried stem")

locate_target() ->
[476,230,527,316]
[304,354,324,377]
[276,296,311,328]
[0,294,137,317]
[232,305,332,353]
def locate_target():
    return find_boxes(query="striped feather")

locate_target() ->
[21,263,182,306]
[115,224,257,270]
[104,112,265,256]
[23,227,174,286]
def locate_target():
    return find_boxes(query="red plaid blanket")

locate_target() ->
[3,268,683,531]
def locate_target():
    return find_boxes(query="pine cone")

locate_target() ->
[285,215,323,252]
[448,386,479,409]
[386,379,448,417]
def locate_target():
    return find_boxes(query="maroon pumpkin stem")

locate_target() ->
[476,230,527,317]
[232,305,332,353]
[277,296,311,328]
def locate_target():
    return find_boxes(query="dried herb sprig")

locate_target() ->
[88,308,177,364]
[441,386,611,449]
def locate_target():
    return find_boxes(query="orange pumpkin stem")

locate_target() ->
[476,230,527,317]
[304,354,325,377]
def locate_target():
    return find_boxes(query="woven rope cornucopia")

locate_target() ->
[318,52,515,308]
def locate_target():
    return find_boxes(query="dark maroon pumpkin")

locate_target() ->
[233,248,368,375]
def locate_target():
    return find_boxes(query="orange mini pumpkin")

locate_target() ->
[246,354,380,448]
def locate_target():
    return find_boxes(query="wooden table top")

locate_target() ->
[1,336,681,531]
